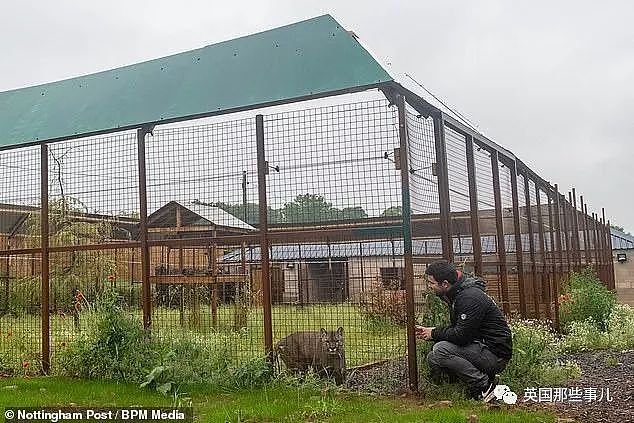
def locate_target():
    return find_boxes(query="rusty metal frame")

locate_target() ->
[465,135,482,276]
[40,143,50,374]
[256,114,273,360]
[489,148,510,315]
[592,213,600,269]
[560,193,572,275]
[521,167,539,318]
[137,126,153,330]
[535,183,551,320]
[0,81,623,384]
[571,189,581,269]
[507,157,527,317]
[585,204,593,265]
[433,114,453,262]
[606,218,615,290]
[396,94,418,392]
[552,185,563,329]
[580,196,589,265]
[601,209,609,285]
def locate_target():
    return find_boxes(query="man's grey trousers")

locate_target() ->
[426,340,508,391]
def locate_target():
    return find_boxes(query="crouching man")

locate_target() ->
[416,261,512,401]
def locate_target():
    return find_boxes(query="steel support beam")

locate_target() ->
[433,114,453,261]
[137,126,153,330]
[490,150,510,314]
[396,95,418,392]
[522,170,539,318]
[535,184,551,320]
[465,135,482,276]
[256,114,274,361]
[571,189,581,269]
[552,186,564,330]
[508,159,527,317]
[40,144,50,374]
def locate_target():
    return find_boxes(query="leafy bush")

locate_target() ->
[560,320,610,353]
[606,304,634,350]
[57,289,157,382]
[559,268,615,331]
[57,288,273,392]
[560,304,634,353]
[501,320,579,391]
[360,288,407,326]
[416,291,450,328]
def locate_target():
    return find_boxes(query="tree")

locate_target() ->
[214,201,260,225]
[203,201,283,226]
[212,195,367,225]
[610,224,632,236]
[281,194,367,224]
[20,197,116,315]
[381,206,402,217]
[339,206,368,220]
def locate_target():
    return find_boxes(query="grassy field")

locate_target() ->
[0,377,555,423]
[0,303,405,372]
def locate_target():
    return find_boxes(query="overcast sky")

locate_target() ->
[1,0,632,232]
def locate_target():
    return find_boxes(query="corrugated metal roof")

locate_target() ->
[611,228,634,250]
[0,15,392,149]
[223,234,537,262]
[187,203,255,231]
[147,201,255,231]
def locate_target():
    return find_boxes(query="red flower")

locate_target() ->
[108,274,116,282]
[22,361,30,368]
[558,294,571,305]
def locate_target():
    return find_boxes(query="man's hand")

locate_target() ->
[415,325,435,341]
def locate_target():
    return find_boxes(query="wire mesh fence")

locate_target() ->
[0,96,615,390]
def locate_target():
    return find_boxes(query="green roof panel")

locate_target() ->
[0,15,392,149]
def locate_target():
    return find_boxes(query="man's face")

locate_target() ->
[427,275,450,297]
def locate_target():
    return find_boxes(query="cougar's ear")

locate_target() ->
[320,328,328,340]
[336,326,344,338]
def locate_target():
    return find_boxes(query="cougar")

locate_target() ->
[275,327,346,384]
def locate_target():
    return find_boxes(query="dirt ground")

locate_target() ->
[347,350,634,422]
[521,350,634,423]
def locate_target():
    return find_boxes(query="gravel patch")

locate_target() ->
[521,350,634,423]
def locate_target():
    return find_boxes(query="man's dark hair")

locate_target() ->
[425,261,458,284]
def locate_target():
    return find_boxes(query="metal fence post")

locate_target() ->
[552,186,564,330]
[592,213,600,271]
[396,95,418,392]
[580,196,589,266]
[465,135,482,276]
[535,184,551,320]
[584,204,592,266]
[137,127,152,330]
[522,170,539,318]
[571,189,581,269]
[432,113,453,262]
[601,207,612,289]
[606,219,615,290]
[256,114,274,360]
[490,149,510,315]
[40,144,50,374]
[560,193,572,275]
[508,159,527,317]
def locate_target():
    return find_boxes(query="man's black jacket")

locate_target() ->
[431,274,512,359]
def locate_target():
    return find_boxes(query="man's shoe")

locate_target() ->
[480,380,497,403]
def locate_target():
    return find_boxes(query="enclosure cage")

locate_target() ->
[0,15,614,391]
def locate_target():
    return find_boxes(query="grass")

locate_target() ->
[0,303,405,372]
[0,377,556,423]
